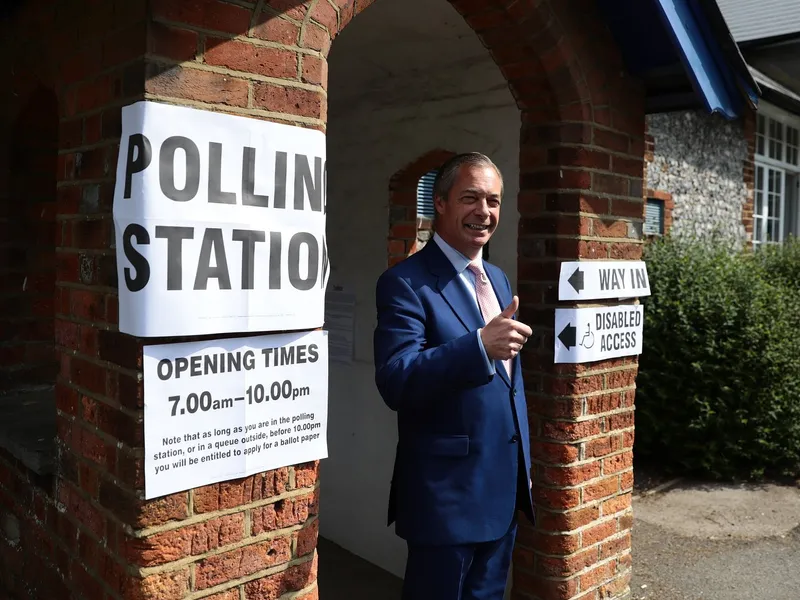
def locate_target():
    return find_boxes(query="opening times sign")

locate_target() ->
[113,100,329,338]
[144,330,329,500]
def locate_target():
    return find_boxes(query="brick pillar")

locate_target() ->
[445,2,645,599]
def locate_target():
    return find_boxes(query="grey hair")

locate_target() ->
[432,152,504,203]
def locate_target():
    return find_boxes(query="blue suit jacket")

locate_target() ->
[373,241,535,546]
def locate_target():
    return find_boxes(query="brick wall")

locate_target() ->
[0,86,58,394]
[0,0,646,599]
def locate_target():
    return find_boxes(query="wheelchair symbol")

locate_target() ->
[579,323,595,349]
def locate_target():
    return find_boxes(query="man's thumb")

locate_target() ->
[501,296,519,319]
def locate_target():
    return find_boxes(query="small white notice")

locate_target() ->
[324,288,356,364]
[554,305,643,364]
[558,261,650,301]
[143,330,328,500]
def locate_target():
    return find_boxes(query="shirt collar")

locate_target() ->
[433,232,483,274]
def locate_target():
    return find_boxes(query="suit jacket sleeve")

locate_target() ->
[373,270,494,411]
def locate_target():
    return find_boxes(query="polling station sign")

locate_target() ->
[555,305,644,364]
[143,330,329,500]
[112,101,329,338]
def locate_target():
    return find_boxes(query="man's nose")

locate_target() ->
[474,200,490,216]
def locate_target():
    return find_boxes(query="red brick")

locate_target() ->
[311,0,338,32]
[301,55,327,86]
[541,419,601,442]
[243,556,317,598]
[252,494,313,534]
[600,533,631,559]
[620,471,634,492]
[518,529,580,556]
[583,476,619,502]
[145,64,249,107]
[602,452,632,475]
[607,411,633,431]
[137,493,189,528]
[586,393,622,415]
[594,128,629,153]
[194,470,289,513]
[253,15,299,47]
[536,505,600,533]
[579,240,607,258]
[612,155,644,178]
[152,0,251,34]
[124,514,244,566]
[607,369,637,389]
[592,218,628,238]
[584,435,622,458]
[581,562,616,590]
[533,486,581,511]
[124,569,191,600]
[205,38,297,79]
[266,0,308,21]
[301,23,331,53]
[296,519,318,557]
[204,591,240,600]
[609,242,641,260]
[549,147,610,170]
[582,520,616,547]
[194,537,292,589]
[252,83,325,119]
[532,442,579,464]
[541,462,600,487]
[537,547,599,577]
[610,198,644,219]
[148,22,198,61]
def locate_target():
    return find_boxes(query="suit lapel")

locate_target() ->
[424,243,513,388]
[484,264,513,388]
[423,243,485,334]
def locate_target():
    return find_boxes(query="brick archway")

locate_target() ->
[387,148,455,266]
[0,1,645,598]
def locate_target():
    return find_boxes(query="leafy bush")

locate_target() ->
[636,235,800,480]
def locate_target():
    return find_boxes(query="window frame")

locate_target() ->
[753,102,800,246]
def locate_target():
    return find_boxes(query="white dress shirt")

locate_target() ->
[432,233,496,375]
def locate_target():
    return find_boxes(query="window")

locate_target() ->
[754,106,800,245]
[416,170,437,219]
[644,198,665,235]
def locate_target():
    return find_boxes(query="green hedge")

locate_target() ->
[636,236,800,480]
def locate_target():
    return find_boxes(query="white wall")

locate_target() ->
[322,0,520,579]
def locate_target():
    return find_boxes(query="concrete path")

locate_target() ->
[631,479,800,600]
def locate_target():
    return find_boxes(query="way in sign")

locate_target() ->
[558,260,651,301]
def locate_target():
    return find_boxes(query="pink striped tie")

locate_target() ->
[467,261,511,377]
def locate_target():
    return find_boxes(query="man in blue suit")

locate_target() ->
[373,153,535,599]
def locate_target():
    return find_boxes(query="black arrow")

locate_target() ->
[558,324,576,350]
[568,267,584,293]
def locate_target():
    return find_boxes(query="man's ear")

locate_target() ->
[434,194,446,216]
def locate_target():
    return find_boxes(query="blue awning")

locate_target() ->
[597,0,760,119]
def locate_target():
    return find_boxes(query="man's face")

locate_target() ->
[434,164,502,259]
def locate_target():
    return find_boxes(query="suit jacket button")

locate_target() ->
[512,389,517,397]
[510,434,519,443]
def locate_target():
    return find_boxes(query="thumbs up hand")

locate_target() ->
[480,296,533,361]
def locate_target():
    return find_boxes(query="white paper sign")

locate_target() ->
[113,100,329,338]
[143,330,329,499]
[324,289,355,364]
[558,261,650,301]
[554,305,643,364]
